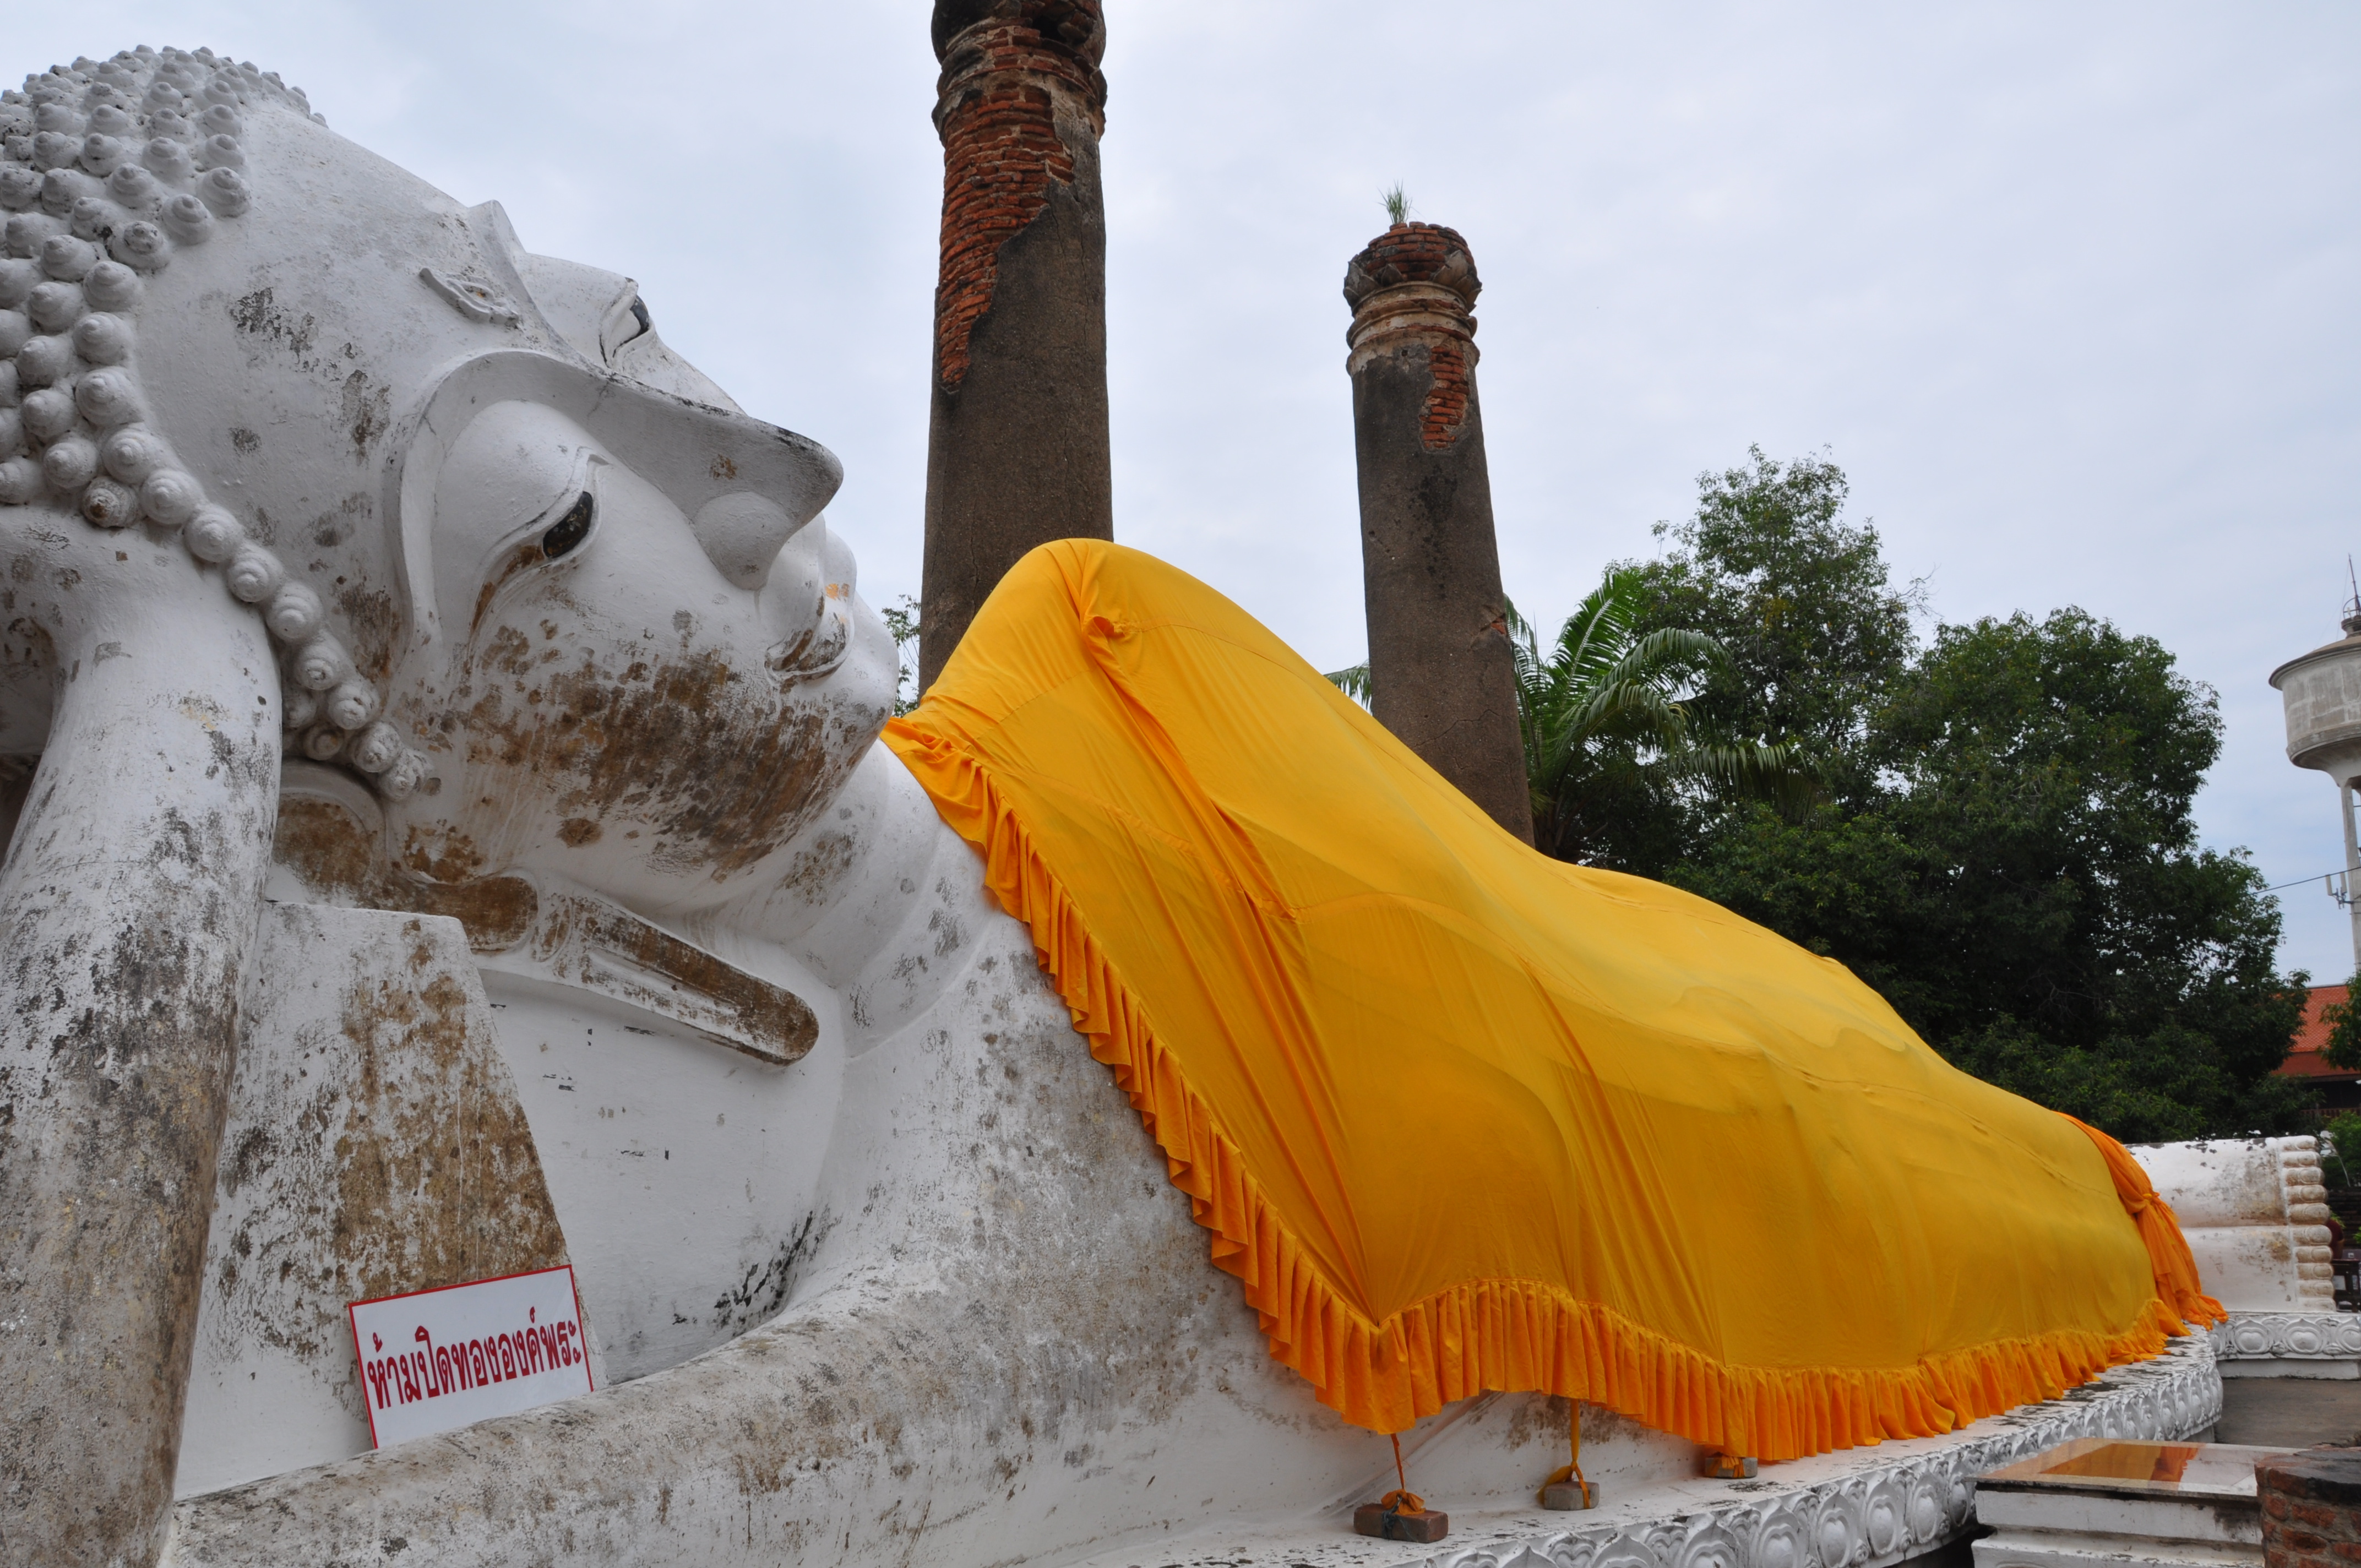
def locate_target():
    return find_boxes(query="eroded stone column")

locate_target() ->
[919,0,1113,692]
[1345,222,1535,844]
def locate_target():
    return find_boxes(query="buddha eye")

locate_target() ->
[599,295,652,361]
[541,491,594,559]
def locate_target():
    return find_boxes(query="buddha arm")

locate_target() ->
[0,533,278,1568]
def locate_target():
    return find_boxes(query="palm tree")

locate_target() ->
[1328,566,1811,863]
[1515,566,1811,861]
[882,596,922,716]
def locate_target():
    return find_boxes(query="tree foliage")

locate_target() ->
[1671,610,2306,1140]
[1626,447,1923,804]
[2320,977,2361,1071]
[1325,570,1808,870]
[882,596,922,716]
[2326,1109,2361,1187]
[1510,571,1809,867]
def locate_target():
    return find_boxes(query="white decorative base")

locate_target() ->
[1059,1337,2223,1568]
[2211,1312,2361,1378]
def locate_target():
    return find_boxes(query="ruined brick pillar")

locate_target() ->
[2259,1451,2361,1568]
[920,0,1113,691]
[1345,223,1535,844]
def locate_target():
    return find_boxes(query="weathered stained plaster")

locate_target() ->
[176,902,568,1497]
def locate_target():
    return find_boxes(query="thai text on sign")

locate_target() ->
[347,1265,594,1449]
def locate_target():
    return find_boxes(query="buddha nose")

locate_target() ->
[691,492,807,591]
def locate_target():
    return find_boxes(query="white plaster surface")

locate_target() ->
[165,783,1717,1562]
[2217,1359,2360,1379]
[2213,1310,2361,1360]
[2136,1136,2361,1378]
[2131,1140,2337,1322]
[474,966,841,1381]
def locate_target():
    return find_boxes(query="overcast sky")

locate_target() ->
[20,3,2360,979]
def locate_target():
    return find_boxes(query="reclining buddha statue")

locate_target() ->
[0,45,2219,1568]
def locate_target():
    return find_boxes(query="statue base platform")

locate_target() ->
[1056,1337,2220,1568]
[2212,1313,2361,1378]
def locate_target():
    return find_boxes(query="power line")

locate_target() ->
[2268,869,2358,894]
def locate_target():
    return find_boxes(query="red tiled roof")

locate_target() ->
[2280,983,2358,1080]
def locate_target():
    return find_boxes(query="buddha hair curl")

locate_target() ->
[0,45,425,798]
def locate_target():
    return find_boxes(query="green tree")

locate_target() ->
[1325,569,1808,870]
[1510,569,1808,868]
[2321,977,2361,1069]
[1674,608,2309,1141]
[1626,447,1924,803]
[2325,1110,2361,1186]
[882,596,922,716]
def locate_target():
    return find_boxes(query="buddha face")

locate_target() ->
[369,266,898,913]
[383,383,898,914]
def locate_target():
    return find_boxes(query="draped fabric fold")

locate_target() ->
[884,540,2217,1457]
[2060,1115,2228,1331]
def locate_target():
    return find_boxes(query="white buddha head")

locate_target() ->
[0,46,895,910]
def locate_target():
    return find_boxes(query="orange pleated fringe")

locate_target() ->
[888,725,2228,1460]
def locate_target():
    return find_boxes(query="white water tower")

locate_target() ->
[2270,598,2361,973]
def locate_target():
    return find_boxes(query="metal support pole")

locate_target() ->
[2341,780,2361,977]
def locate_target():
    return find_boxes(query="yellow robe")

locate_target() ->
[884,541,2219,1457]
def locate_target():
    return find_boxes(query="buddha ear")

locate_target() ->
[390,349,845,649]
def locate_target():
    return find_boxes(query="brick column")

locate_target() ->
[1344,222,1534,844]
[919,0,1113,691]
[2259,1451,2361,1568]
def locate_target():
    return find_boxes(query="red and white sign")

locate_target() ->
[347,1265,595,1449]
